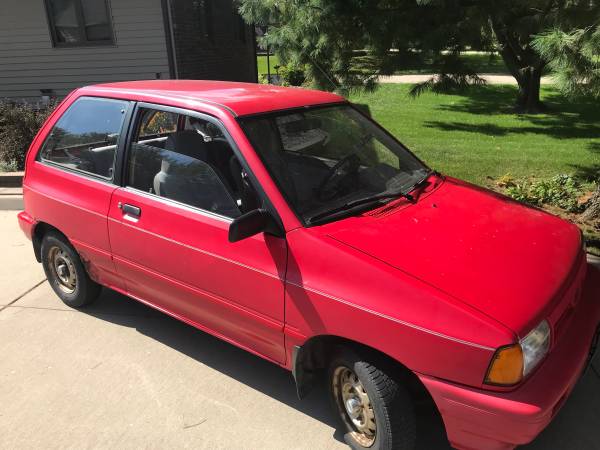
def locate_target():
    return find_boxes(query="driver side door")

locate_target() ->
[108,103,287,363]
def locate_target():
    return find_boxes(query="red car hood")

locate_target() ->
[326,178,583,336]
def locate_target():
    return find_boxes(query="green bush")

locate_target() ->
[0,101,57,171]
[258,73,270,85]
[258,64,307,87]
[274,64,306,87]
[506,174,583,212]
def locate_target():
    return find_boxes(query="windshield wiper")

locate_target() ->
[308,190,415,225]
[412,169,438,189]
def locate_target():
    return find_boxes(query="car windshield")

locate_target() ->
[239,105,428,224]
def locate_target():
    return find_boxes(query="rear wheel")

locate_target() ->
[329,350,416,450]
[41,231,101,308]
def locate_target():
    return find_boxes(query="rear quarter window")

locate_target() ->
[38,97,129,179]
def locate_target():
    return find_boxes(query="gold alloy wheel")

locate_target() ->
[333,366,377,447]
[48,246,77,294]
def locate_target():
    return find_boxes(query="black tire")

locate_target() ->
[41,231,101,308]
[328,349,416,450]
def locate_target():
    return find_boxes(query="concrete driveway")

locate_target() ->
[1,209,599,449]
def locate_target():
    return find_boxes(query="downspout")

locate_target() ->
[161,0,179,79]
[251,25,259,83]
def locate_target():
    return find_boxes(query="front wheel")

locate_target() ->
[329,350,416,450]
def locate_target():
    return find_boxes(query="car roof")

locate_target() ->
[78,80,346,117]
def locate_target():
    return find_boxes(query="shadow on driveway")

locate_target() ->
[82,288,599,450]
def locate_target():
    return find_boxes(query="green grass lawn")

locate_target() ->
[257,54,281,75]
[348,84,600,186]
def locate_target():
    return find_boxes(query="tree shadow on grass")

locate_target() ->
[433,85,519,115]
[570,163,600,183]
[433,85,600,117]
[569,142,600,182]
[424,86,600,141]
[424,119,600,140]
[587,142,600,153]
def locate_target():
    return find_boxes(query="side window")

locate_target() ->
[39,97,128,179]
[127,107,259,218]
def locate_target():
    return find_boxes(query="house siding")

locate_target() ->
[169,0,257,83]
[0,0,172,101]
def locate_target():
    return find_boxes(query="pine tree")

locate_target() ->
[240,0,599,113]
[533,25,600,99]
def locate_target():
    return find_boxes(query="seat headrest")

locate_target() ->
[164,130,208,160]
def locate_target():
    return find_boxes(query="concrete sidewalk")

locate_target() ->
[379,74,554,85]
[0,187,23,211]
[1,212,599,449]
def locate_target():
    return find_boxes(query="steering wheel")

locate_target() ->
[317,154,361,201]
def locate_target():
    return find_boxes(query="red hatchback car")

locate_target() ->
[18,81,600,450]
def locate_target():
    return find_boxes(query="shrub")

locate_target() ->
[506,174,583,212]
[0,101,57,171]
[258,64,307,87]
[274,64,306,87]
[496,173,517,188]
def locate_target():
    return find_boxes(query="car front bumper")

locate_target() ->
[419,264,600,450]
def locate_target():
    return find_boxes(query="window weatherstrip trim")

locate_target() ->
[123,186,234,224]
[35,160,116,187]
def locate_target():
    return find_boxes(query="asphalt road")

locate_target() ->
[1,210,599,449]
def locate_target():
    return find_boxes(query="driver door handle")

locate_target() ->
[121,203,141,218]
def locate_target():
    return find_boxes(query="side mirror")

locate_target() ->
[228,209,278,243]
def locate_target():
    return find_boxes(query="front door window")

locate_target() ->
[126,107,259,218]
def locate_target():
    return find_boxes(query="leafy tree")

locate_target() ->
[240,0,599,112]
[241,0,422,92]
[483,0,599,112]
[533,25,600,99]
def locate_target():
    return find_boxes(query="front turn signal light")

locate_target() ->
[485,344,524,386]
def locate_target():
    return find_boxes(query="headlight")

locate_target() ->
[485,320,551,386]
[521,320,551,376]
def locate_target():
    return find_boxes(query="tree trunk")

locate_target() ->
[490,18,546,113]
[514,66,545,113]
[582,185,600,223]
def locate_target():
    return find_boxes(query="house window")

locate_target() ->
[45,0,114,47]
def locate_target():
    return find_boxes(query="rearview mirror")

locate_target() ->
[284,118,322,133]
[228,209,276,243]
